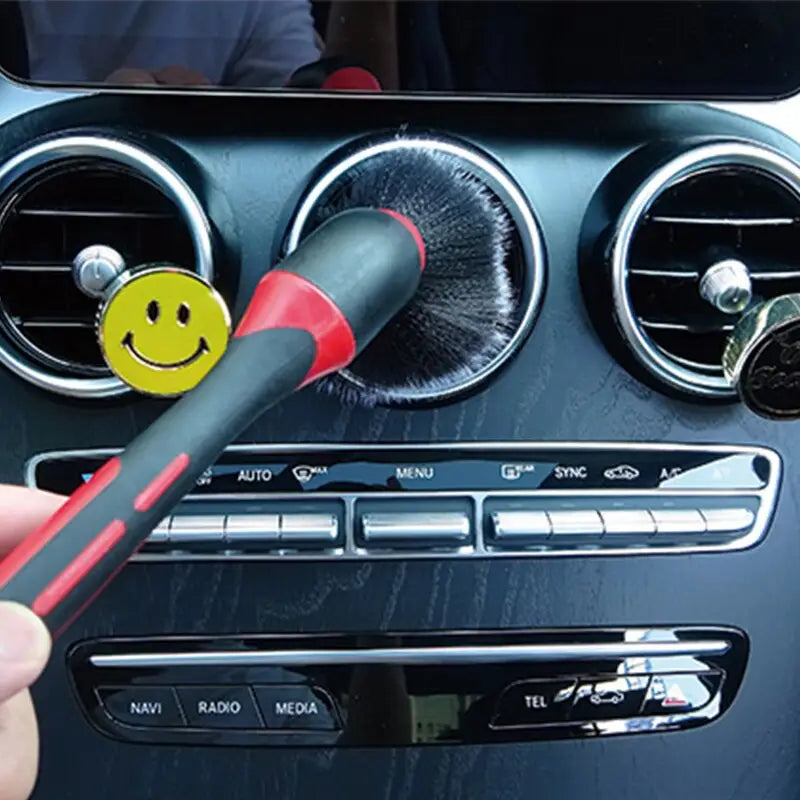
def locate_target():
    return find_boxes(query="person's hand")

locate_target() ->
[0,487,63,800]
[105,66,212,86]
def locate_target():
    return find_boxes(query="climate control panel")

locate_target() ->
[28,442,780,559]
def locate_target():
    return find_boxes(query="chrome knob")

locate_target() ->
[723,293,800,419]
[72,245,127,298]
[699,259,753,315]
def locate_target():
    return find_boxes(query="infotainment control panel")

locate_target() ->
[28,443,781,560]
[69,627,747,747]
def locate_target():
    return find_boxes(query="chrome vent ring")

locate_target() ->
[612,140,800,398]
[0,135,213,398]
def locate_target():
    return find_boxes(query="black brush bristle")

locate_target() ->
[302,142,517,405]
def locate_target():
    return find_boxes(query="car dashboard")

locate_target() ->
[1,3,800,798]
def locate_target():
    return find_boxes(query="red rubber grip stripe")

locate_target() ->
[31,519,126,617]
[322,66,381,91]
[52,525,150,639]
[133,453,191,512]
[0,456,121,590]
[234,270,357,384]
[379,209,426,272]
[52,555,129,640]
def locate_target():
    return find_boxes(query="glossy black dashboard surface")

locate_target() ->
[0,78,799,799]
[29,443,776,495]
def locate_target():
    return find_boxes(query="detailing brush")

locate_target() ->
[0,139,518,634]
[298,141,518,405]
[0,208,424,634]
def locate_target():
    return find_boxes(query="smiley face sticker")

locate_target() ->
[98,268,231,396]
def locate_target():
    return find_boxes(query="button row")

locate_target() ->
[148,513,339,548]
[97,684,340,731]
[148,504,756,553]
[491,507,755,543]
[491,672,723,728]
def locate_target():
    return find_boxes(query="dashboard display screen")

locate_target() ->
[1,0,800,99]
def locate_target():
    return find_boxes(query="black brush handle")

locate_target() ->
[0,208,424,635]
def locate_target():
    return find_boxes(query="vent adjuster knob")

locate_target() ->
[72,245,127,298]
[699,259,753,315]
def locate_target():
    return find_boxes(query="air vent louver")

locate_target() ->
[0,136,213,397]
[612,141,800,397]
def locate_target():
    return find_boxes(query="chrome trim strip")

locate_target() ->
[16,207,174,219]
[89,639,731,668]
[639,320,734,333]
[284,136,546,403]
[649,214,797,226]
[611,140,800,397]
[0,135,213,398]
[18,320,94,329]
[1,263,73,272]
[26,442,781,561]
[630,268,700,279]
[752,271,800,281]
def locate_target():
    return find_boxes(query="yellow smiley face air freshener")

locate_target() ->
[98,268,231,396]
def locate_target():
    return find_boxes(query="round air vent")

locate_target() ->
[605,141,800,398]
[285,135,545,405]
[0,135,213,398]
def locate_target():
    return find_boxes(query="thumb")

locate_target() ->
[0,603,51,702]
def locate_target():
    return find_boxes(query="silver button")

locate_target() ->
[280,513,339,544]
[224,514,280,544]
[362,512,471,544]
[147,517,172,543]
[651,509,707,535]
[169,514,226,543]
[600,510,656,536]
[699,508,755,533]
[547,510,604,536]
[491,511,551,540]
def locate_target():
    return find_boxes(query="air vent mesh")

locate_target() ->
[613,142,800,396]
[0,161,195,376]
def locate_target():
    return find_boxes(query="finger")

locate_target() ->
[0,690,40,800]
[154,65,211,86]
[105,67,158,85]
[0,486,64,556]
[0,603,51,704]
